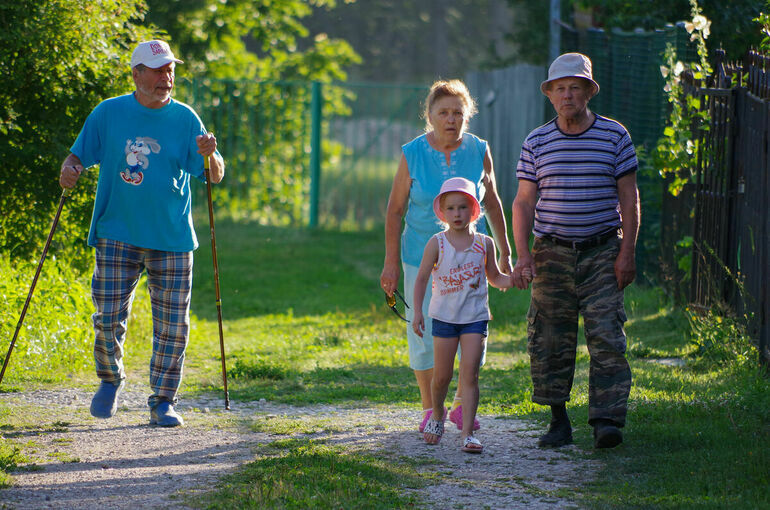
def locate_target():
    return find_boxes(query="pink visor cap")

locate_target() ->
[433,177,481,223]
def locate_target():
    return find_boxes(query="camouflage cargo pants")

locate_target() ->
[527,236,631,427]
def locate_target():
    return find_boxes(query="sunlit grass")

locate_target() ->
[1,218,768,508]
[188,438,427,509]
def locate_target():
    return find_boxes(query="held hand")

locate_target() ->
[512,254,536,290]
[196,132,218,157]
[59,164,83,189]
[412,312,424,338]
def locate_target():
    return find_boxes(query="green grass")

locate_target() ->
[318,155,396,230]
[1,218,768,508]
[188,438,427,509]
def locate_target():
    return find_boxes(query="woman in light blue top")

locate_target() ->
[380,80,512,432]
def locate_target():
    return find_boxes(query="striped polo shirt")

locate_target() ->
[516,114,637,241]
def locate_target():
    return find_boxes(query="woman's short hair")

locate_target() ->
[423,79,478,131]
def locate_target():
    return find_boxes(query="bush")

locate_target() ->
[687,304,757,370]
[0,255,93,383]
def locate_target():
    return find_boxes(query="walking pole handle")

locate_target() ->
[204,154,230,410]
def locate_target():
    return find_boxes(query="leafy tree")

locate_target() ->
[0,1,154,268]
[142,0,359,83]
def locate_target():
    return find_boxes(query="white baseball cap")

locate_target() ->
[540,52,599,96]
[130,40,183,69]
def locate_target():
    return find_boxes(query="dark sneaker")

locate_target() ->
[90,380,124,419]
[593,420,623,448]
[150,401,184,427]
[537,419,573,448]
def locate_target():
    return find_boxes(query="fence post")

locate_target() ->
[309,81,322,228]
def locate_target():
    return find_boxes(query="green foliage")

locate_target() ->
[653,1,712,196]
[0,1,155,269]
[574,1,760,58]
[175,80,358,224]
[675,235,693,274]
[687,305,757,369]
[143,0,360,83]
[496,0,563,66]
[754,4,770,52]
[0,255,93,383]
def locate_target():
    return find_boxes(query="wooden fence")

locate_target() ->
[466,64,546,207]
[679,50,770,367]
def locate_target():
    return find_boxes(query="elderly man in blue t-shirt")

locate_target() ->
[512,53,640,449]
[59,40,225,427]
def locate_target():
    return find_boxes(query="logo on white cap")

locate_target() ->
[149,42,166,56]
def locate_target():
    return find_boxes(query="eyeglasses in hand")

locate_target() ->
[385,288,410,322]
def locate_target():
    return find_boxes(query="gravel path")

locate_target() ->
[0,383,600,509]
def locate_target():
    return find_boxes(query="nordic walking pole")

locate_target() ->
[204,154,230,410]
[0,187,72,386]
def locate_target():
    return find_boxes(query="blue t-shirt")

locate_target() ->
[71,93,218,252]
[401,132,489,267]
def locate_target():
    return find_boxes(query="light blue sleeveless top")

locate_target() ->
[401,132,488,266]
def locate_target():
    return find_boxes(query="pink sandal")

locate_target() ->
[419,409,433,433]
[449,405,480,431]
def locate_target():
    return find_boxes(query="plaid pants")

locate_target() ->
[91,238,192,408]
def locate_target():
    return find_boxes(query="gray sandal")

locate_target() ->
[423,408,446,444]
[423,418,444,443]
[461,435,483,453]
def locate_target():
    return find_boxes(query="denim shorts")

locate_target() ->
[432,318,489,338]
[403,264,487,370]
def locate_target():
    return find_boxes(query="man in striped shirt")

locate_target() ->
[511,53,640,449]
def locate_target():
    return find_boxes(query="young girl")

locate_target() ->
[413,177,526,453]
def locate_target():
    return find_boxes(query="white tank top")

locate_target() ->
[428,231,490,324]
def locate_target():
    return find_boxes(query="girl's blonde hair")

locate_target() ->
[422,79,478,132]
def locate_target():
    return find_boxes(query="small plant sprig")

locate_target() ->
[653,0,712,197]
[753,5,770,53]
[686,304,756,369]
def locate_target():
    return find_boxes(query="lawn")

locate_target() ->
[1,217,768,508]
